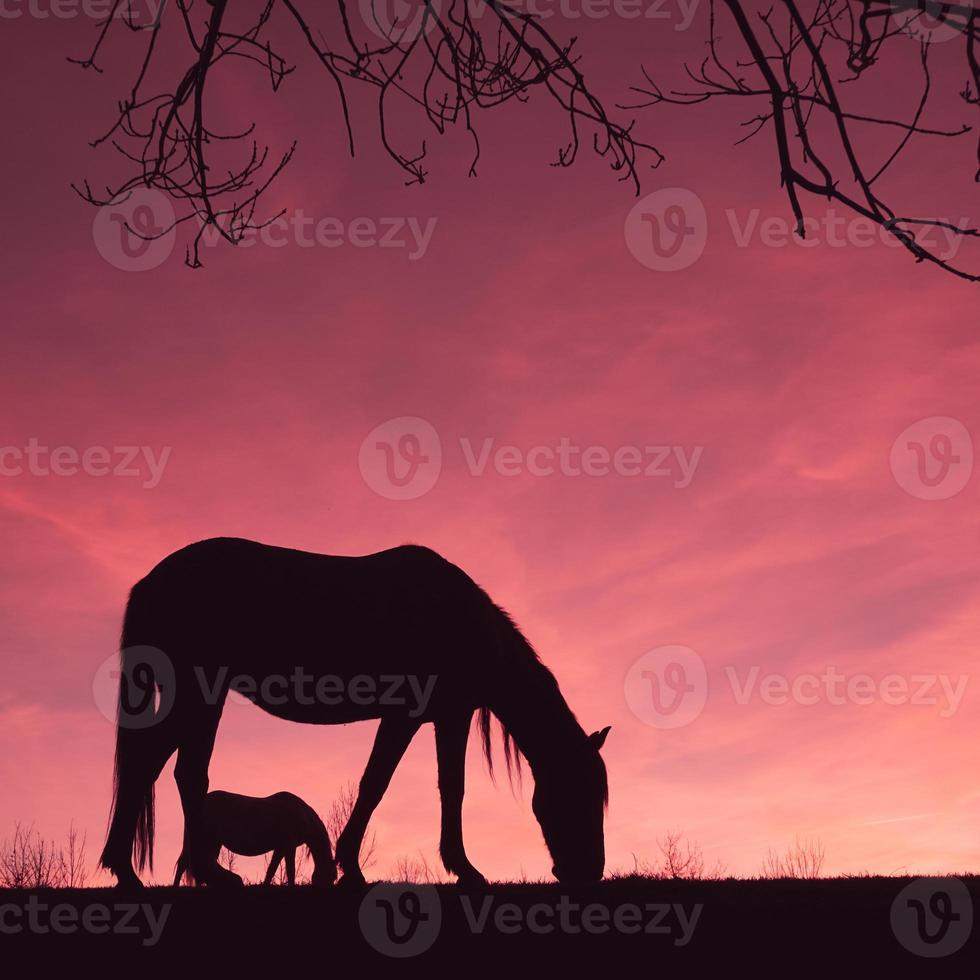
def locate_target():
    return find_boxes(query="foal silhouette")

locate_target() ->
[172,790,335,887]
[99,538,610,888]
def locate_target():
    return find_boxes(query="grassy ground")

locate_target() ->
[1,876,976,971]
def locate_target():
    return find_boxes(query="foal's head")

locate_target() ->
[307,829,338,888]
[532,726,610,884]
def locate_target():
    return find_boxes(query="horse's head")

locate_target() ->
[532,725,610,884]
[310,859,337,888]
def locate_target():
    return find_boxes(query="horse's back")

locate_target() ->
[126,538,502,718]
[139,537,466,593]
[133,537,486,639]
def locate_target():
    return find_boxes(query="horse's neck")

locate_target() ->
[490,654,586,770]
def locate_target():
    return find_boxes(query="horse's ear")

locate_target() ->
[589,726,611,752]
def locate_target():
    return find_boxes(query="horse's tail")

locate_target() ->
[477,705,497,779]
[99,583,167,875]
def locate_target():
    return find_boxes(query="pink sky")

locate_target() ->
[1,4,979,883]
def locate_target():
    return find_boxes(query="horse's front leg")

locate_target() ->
[435,711,487,888]
[285,849,296,886]
[263,850,284,885]
[336,715,421,887]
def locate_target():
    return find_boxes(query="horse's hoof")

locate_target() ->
[311,864,338,888]
[456,872,489,889]
[201,867,245,888]
[337,872,367,890]
[111,869,145,890]
[114,879,145,890]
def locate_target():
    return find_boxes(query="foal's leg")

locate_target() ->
[435,711,487,887]
[336,716,421,886]
[285,849,296,886]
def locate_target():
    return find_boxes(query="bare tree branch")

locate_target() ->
[0,823,89,888]
[761,837,826,878]
[629,0,980,280]
[326,781,377,870]
[71,0,663,267]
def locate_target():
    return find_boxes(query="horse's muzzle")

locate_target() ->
[552,864,603,884]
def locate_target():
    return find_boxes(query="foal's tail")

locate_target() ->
[99,583,168,875]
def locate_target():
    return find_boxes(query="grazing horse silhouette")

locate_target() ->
[99,538,610,889]
[172,790,336,887]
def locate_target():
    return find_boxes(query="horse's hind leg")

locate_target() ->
[101,717,179,888]
[285,849,296,886]
[174,701,242,888]
[176,840,219,886]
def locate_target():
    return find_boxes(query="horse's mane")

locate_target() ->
[477,602,563,788]
[477,600,609,807]
[477,702,521,786]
